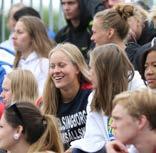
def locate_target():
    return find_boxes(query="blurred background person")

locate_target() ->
[12,16,55,95]
[0,3,25,53]
[55,0,104,60]
[13,6,56,40]
[1,69,39,107]
[0,3,25,97]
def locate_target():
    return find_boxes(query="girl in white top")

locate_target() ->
[71,44,135,152]
[12,16,55,95]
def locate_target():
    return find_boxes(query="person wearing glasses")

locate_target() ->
[105,88,156,153]
[0,102,64,153]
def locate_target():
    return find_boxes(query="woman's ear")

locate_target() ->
[13,125,23,140]
[108,28,115,39]
[74,64,80,75]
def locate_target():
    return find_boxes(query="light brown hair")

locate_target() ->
[94,4,134,40]
[113,88,156,130]
[13,16,55,68]
[7,69,38,103]
[90,43,134,115]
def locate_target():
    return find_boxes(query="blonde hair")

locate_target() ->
[6,69,38,103]
[13,16,55,68]
[42,43,90,115]
[94,5,133,40]
[114,3,148,25]
[113,88,156,130]
[7,3,25,19]
[7,3,25,31]
[149,6,156,28]
[94,3,148,40]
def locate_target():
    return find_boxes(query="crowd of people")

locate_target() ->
[0,0,156,153]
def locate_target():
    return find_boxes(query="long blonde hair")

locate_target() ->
[42,43,90,115]
[7,69,38,103]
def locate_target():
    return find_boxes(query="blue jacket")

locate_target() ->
[0,47,14,94]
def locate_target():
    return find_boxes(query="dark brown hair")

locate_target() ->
[5,102,63,153]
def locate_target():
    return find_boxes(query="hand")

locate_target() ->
[127,29,137,43]
[106,140,128,153]
[64,148,73,153]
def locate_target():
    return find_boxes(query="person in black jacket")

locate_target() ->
[55,0,104,60]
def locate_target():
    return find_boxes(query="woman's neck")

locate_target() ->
[71,18,80,28]
[111,36,126,51]
[61,81,80,103]
[21,48,33,60]
[9,141,30,153]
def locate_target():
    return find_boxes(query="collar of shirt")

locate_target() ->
[19,51,38,65]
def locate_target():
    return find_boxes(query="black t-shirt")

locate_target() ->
[57,87,92,150]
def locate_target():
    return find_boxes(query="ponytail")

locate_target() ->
[28,114,64,153]
[13,51,22,68]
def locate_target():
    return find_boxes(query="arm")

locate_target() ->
[70,112,107,152]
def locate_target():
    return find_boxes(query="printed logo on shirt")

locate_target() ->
[59,110,87,145]
[107,117,115,140]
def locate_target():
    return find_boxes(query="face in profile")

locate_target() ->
[0,114,17,150]
[49,51,80,91]
[111,104,139,144]
[1,77,12,106]
[91,17,111,46]
[144,51,156,89]
[12,21,32,53]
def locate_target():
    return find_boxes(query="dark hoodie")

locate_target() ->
[128,21,156,45]
[55,0,104,59]
[137,21,156,45]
